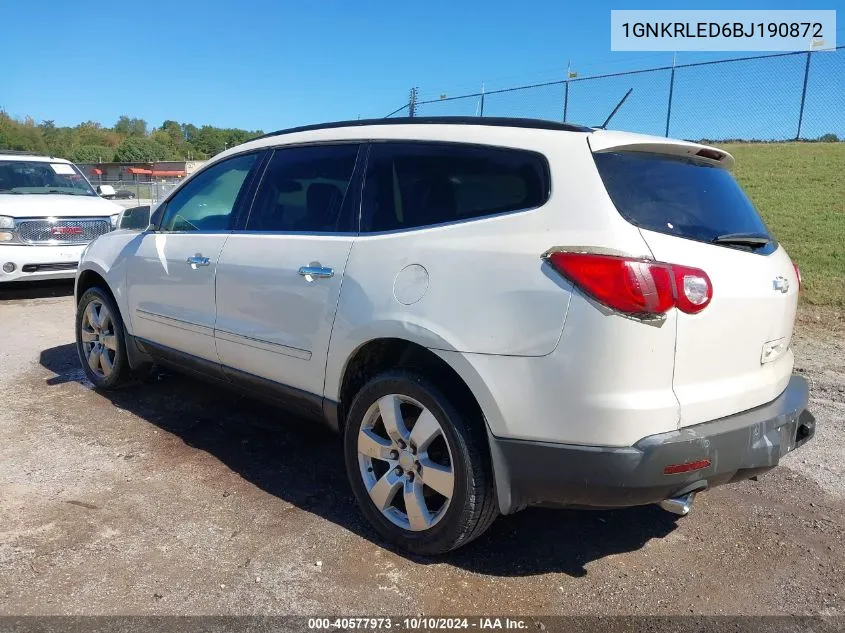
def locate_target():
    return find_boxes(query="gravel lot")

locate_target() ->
[1,281,843,616]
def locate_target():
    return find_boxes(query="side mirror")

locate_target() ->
[97,184,116,198]
[119,205,152,230]
[149,203,165,229]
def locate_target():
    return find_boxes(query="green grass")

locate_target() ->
[722,142,845,307]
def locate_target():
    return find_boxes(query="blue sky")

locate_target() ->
[2,0,841,139]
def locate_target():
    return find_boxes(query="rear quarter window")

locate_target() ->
[593,151,775,253]
[363,142,550,232]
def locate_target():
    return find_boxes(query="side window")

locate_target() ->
[363,142,550,232]
[158,153,259,232]
[246,144,360,232]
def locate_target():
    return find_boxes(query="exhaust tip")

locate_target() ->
[658,492,695,516]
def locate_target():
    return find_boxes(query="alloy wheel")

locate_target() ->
[357,394,455,531]
[79,299,117,378]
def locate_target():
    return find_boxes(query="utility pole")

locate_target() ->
[408,86,418,118]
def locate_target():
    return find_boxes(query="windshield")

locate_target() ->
[593,151,775,254]
[0,160,97,196]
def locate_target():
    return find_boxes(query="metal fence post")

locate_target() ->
[563,81,570,122]
[796,51,813,140]
[665,54,676,137]
[563,61,571,122]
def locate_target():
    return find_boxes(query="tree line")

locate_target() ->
[0,111,264,163]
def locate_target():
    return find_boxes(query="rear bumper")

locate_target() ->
[0,244,86,282]
[488,374,814,514]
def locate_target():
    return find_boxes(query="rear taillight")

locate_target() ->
[672,264,713,313]
[792,261,802,291]
[544,251,712,317]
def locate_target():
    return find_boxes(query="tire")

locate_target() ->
[343,370,498,555]
[75,286,132,389]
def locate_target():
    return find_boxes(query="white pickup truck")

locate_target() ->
[0,151,123,283]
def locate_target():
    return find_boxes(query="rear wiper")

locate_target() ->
[712,232,773,248]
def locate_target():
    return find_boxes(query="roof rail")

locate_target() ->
[255,117,593,141]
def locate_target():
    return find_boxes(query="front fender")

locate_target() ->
[76,231,145,335]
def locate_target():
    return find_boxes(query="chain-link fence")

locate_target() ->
[92,180,180,205]
[385,47,845,141]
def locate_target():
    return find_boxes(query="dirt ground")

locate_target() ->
[1,281,843,616]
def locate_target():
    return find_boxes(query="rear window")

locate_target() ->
[363,142,549,232]
[593,151,774,252]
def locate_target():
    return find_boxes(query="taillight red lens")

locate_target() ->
[545,252,674,315]
[544,251,712,316]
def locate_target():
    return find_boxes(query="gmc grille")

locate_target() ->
[17,218,111,245]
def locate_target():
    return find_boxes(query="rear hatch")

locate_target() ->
[590,135,799,427]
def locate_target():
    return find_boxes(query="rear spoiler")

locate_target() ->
[588,130,734,169]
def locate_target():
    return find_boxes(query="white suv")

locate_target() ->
[73,118,814,554]
[0,152,123,283]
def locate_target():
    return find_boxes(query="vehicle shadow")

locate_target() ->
[0,279,75,301]
[39,342,679,578]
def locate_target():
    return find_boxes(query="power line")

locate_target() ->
[416,53,672,101]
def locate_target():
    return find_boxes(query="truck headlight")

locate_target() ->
[0,216,14,229]
[110,213,121,229]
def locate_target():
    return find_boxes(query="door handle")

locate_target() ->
[186,255,210,268]
[298,265,334,279]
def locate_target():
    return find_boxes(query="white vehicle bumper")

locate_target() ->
[0,244,87,283]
